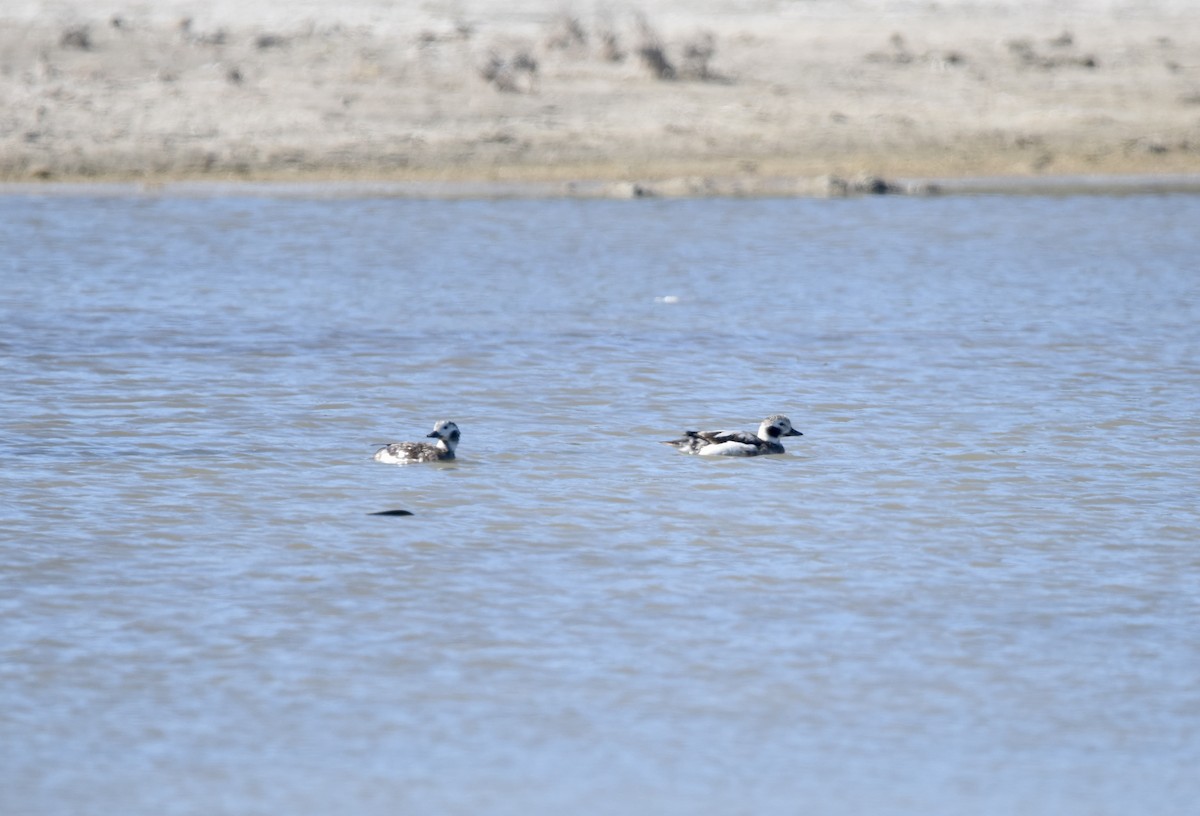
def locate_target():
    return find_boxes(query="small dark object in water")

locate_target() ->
[369,509,414,517]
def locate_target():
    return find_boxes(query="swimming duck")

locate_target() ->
[373,420,460,463]
[660,415,803,456]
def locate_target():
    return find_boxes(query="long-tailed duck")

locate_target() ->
[373,420,460,463]
[661,415,803,456]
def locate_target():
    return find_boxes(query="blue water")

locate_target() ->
[2,190,1199,815]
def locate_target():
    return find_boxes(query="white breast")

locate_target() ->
[697,440,759,456]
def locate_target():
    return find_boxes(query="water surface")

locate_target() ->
[2,191,1199,815]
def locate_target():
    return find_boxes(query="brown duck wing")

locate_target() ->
[378,441,442,460]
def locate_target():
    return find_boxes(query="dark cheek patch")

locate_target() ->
[450,430,461,441]
[767,426,781,438]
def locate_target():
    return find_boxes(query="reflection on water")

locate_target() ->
[2,192,1199,815]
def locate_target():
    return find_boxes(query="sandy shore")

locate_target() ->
[3,0,1199,194]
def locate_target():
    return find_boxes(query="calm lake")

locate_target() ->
[2,189,1198,816]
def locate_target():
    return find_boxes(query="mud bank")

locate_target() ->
[3,1,1199,188]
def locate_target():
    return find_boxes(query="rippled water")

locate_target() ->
[2,190,1198,815]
